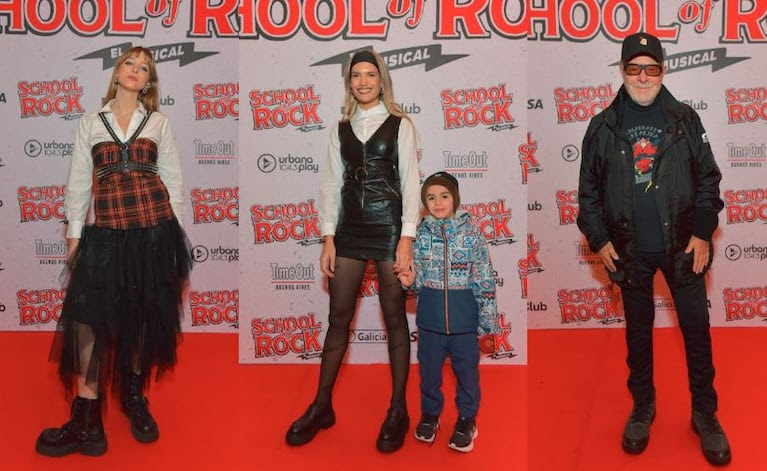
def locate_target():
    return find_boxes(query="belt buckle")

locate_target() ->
[354,167,368,181]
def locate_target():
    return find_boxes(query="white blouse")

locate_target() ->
[318,103,420,239]
[65,100,184,238]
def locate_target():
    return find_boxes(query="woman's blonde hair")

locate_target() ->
[102,46,160,111]
[341,48,409,123]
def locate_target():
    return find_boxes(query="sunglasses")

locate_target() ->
[624,63,663,77]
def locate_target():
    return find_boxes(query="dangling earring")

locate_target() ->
[141,84,150,95]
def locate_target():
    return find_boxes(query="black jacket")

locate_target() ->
[577,85,724,288]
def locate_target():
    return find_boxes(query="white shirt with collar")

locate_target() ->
[65,99,184,238]
[318,102,420,239]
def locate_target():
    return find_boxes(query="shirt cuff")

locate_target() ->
[66,220,84,239]
[401,222,417,239]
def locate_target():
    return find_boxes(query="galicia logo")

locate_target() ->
[312,45,467,74]
[76,43,218,70]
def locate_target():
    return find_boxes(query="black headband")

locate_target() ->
[350,50,380,71]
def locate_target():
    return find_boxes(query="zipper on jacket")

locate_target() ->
[441,223,449,334]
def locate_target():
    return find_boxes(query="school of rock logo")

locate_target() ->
[35,239,67,266]
[723,286,767,322]
[442,150,488,179]
[17,288,65,326]
[463,199,514,246]
[271,262,316,291]
[251,313,323,359]
[24,139,73,159]
[441,83,515,131]
[518,234,543,299]
[249,86,323,132]
[726,87,767,124]
[723,188,767,224]
[193,138,236,166]
[18,78,84,120]
[556,189,579,225]
[554,84,616,124]
[486,313,516,360]
[18,185,66,223]
[193,82,239,121]
[518,132,540,184]
[726,142,765,169]
[558,286,624,325]
[190,187,238,225]
[189,289,238,328]
[251,199,321,245]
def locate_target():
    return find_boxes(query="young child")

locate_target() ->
[396,171,499,452]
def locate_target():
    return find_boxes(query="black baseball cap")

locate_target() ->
[621,33,663,63]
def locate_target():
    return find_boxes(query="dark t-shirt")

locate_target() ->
[622,97,666,252]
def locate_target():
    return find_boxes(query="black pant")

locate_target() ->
[620,251,717,414]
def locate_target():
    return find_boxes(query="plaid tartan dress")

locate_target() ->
[92,138,174,229]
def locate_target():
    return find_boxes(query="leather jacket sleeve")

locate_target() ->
[577,118,612,253]
[684,111,724,241]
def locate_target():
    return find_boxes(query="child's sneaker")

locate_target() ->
[448,416,478,452]
[414,414,439,443]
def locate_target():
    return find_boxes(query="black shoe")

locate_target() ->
[448,416,477,452]
[692,410,731,466]
[376,407,409,453]
[36,396,107,457]
[414,414,439,444]
[122,373,159,443]
[285,403,335,446]
[621,399,655,454]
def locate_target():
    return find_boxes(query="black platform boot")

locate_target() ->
[376,404,409,453]
[122,372,159,443]
[285,402,336,446]
[36,396,107,457]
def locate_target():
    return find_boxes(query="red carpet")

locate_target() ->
[529,328,766,470]
[1,332,525,470]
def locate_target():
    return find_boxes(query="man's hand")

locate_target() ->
[684,235,710,274]
[598,241,619,272]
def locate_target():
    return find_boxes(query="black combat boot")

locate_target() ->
[36,396,107,457]
[122,372,159,443]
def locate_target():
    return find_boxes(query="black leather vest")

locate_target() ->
[337,114,402,227]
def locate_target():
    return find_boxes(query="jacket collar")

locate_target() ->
[605,84,684,130]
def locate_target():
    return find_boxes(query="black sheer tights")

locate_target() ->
[313,257,410,410]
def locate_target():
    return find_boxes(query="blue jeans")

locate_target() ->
[620,251,718,414]
[417,329,480,419]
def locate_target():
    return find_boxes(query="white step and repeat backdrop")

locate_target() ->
[238,2,528,365]
[2,1,766,368]
[0,3,239,334]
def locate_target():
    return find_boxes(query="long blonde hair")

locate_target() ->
[102,46,160,111]
[341,48,409,123]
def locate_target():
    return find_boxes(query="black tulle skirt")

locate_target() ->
[50,218,193,397]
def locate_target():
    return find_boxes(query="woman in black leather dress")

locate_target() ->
[285,48,420,453]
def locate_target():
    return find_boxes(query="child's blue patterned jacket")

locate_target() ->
[410,210,499,336]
